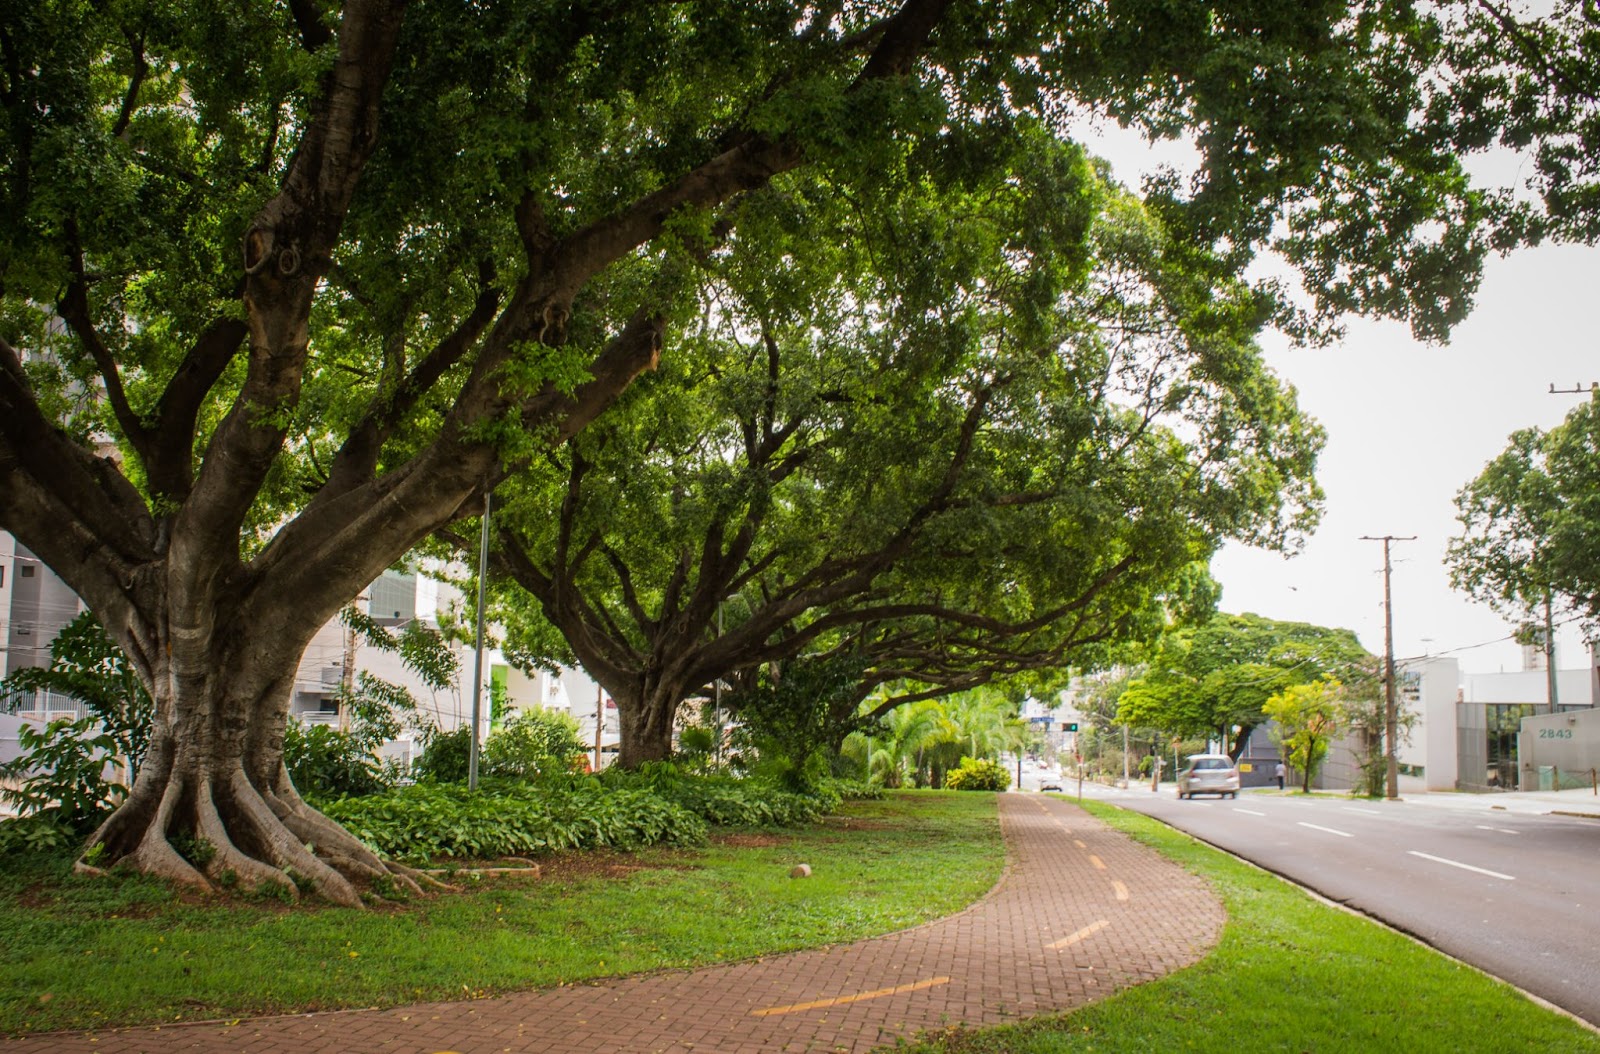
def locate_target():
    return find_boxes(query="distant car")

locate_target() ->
[1040,782,1063,792]
[1177,754,1240,799]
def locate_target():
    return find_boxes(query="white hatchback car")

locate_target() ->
[1177,754,1240,799]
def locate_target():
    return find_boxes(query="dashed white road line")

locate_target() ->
[1342,806,1385,816]
[1297,822,1353,838]
[1475,825,1521,835]
[1409,851,1516,880]
[1233,808,1267,817]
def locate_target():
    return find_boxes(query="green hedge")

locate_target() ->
[320,781,707,864]
[317,770,868,864]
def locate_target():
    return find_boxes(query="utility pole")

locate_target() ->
[1361,534,1414,800]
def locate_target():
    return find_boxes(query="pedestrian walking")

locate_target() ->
[1274,761,1286,791]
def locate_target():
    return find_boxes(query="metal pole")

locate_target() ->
[467,492,491,791]
[594,682,603,773]
[1122,724,1129,787]
[1544,589,1560,716]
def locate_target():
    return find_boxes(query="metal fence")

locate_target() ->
[0,685,88,722]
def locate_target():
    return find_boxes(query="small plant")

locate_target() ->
[944,757,1010,791]
[172,833,216,869]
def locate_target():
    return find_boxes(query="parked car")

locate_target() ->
[1040,781,1063,792]
[1177,754,1240,799]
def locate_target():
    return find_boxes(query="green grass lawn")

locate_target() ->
[899,800,1600,1054]
[0,791,1001,1036]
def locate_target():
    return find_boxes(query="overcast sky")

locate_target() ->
[1079,124,1599,676]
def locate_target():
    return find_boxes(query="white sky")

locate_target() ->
[1077,124,1599,676]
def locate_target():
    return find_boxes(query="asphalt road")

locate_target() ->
[1072,781,1600,1027]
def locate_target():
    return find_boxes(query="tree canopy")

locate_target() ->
[481,134,1324,764]
[1447,396,1600,634]
[1116,612,1375,757]
[2,0,1596,900]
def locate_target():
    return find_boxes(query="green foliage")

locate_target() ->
[1263,679,1346,792]
[411,726,472,784]
[283,721,393,801]
[943,757,1011,792]
[0,717,127,832]
[482,708,587,781]
[1448,398,1600,635]
[0,612,152,783]
[726,657,873,791]
[321,781,709,864]
[1117,612,1375,755]
[596,763,831,828]
[0,814,78,855]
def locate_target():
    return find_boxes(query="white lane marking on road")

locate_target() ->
[1474,825,1520,835]
[1297,822,1353,838]
[1233,808,1267,817]
[1408,850,1516,880]
[1342,807,1384,816]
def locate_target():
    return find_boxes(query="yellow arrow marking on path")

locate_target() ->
[1112,880,1129,901]
[1048,920,1110,949]
[1088,854,1106,870]
[752,977,952,1017]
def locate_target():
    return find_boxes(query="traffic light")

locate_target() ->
[1064,722,1079,732]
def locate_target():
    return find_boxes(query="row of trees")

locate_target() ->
[4,0,1599,900]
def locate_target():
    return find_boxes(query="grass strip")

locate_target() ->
[0,791,1000,1036]
[897,800,1600,1054]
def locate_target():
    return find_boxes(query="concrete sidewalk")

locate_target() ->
[3,795,1224,1054]
[1392,783,1600,819]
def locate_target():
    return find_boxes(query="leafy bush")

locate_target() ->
[321,781,707,864]
[0,612,152,783]
[0,716,127,831]
[412,726,472,783]
[283,722,394,800]
[944,756,1010,791]
[0,813,79,854]
[596,762,831,827]
[483,708,587,780]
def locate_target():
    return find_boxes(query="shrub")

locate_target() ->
[0,716,127,831]
[321,781,707,864]
[944,756,1010,791]
[482,708,587,781]
[412,726,472,783]
[283,722,394,800]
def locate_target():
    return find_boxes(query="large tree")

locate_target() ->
[484,144,1323,765]
[1447,396,1600,634]
[1116,612,1375,758]
[2,1,1594,900]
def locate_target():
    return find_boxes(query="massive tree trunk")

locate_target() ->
[611,683,681,769]
[81,598,415,906]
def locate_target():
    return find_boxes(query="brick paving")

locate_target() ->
[6,794,1224,1054]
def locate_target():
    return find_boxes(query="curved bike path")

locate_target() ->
[5,794,1223,1053]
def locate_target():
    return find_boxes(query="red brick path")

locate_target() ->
[6,794,1223,1053]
